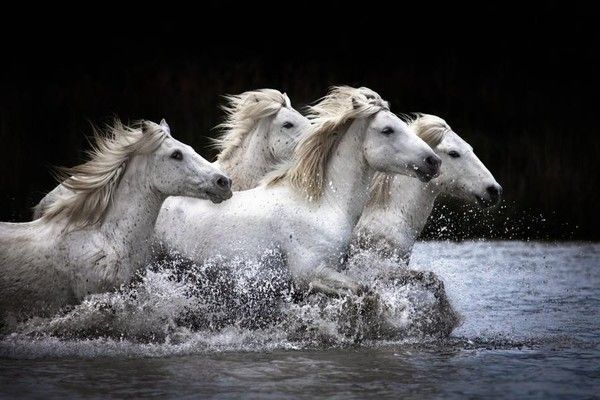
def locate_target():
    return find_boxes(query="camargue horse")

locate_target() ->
[352,114,502,266]
[0,120,232,318]
[155,87,441,296]
[31,89,308,219]
[212,89,311,190]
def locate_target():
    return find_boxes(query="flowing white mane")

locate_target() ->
[42,120,169,229]
[213,89,292,161]
[368,113,451,207]
[410,113,450,148]
[267,86,389,199]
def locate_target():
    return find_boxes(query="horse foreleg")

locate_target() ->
[309,265,367,297]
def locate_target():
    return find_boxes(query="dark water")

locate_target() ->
[1,241,599,399]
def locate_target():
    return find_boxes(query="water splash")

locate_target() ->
[0,244,462,358]
[6,241,593,359]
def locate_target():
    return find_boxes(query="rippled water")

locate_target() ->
[1,241,599,399]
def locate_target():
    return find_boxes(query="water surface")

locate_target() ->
[1,241,598,399]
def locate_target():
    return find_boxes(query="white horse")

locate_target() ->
[155,87,441,296]
[0,120,231,318]
[212,89,311,190]
[352,114,502,265]
[31,89,308,219]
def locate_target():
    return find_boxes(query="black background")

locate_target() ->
[1,2,598,239]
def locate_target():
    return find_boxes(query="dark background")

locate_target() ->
[1,2,598,240]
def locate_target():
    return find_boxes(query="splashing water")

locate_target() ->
[1,241,599,398]
[0,241,598,361]
[0,242,469,358]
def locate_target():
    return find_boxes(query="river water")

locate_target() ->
[1,241,598,399]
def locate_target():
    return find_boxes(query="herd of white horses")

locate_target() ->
[0,86,501,323]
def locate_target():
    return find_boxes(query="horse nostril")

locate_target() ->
[487,185,502,199]
[215,175,231,190]
[425,155,441,169]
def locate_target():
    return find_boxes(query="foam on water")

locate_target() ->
[1,241,598,359]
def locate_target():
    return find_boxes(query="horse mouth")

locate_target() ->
[417,174,433,183]
[474,194,498,208]
[415,168,440,183]
[205,189,232,204]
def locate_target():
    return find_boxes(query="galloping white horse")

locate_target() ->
[31,89,308,219]
[352,114,502,265]
[212,89,310,190]
[0,120,231,317]
[155,87,441,296]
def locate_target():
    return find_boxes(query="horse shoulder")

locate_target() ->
[61,229,123,300]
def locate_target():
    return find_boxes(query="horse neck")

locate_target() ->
[217,120,274,190]
[100,156,165,262]
[320,120,374,224]
[361,175,441,249]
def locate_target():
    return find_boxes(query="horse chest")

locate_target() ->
[288,210,353,253]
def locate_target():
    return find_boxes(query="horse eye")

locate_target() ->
[170,150,183,160]
[283,122,294,129]
[381,127,394,135]
[448,150,461,158]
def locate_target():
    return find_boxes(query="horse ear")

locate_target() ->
[160,118,171,135]
[141,120,149,133]
[352,97,361,109]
